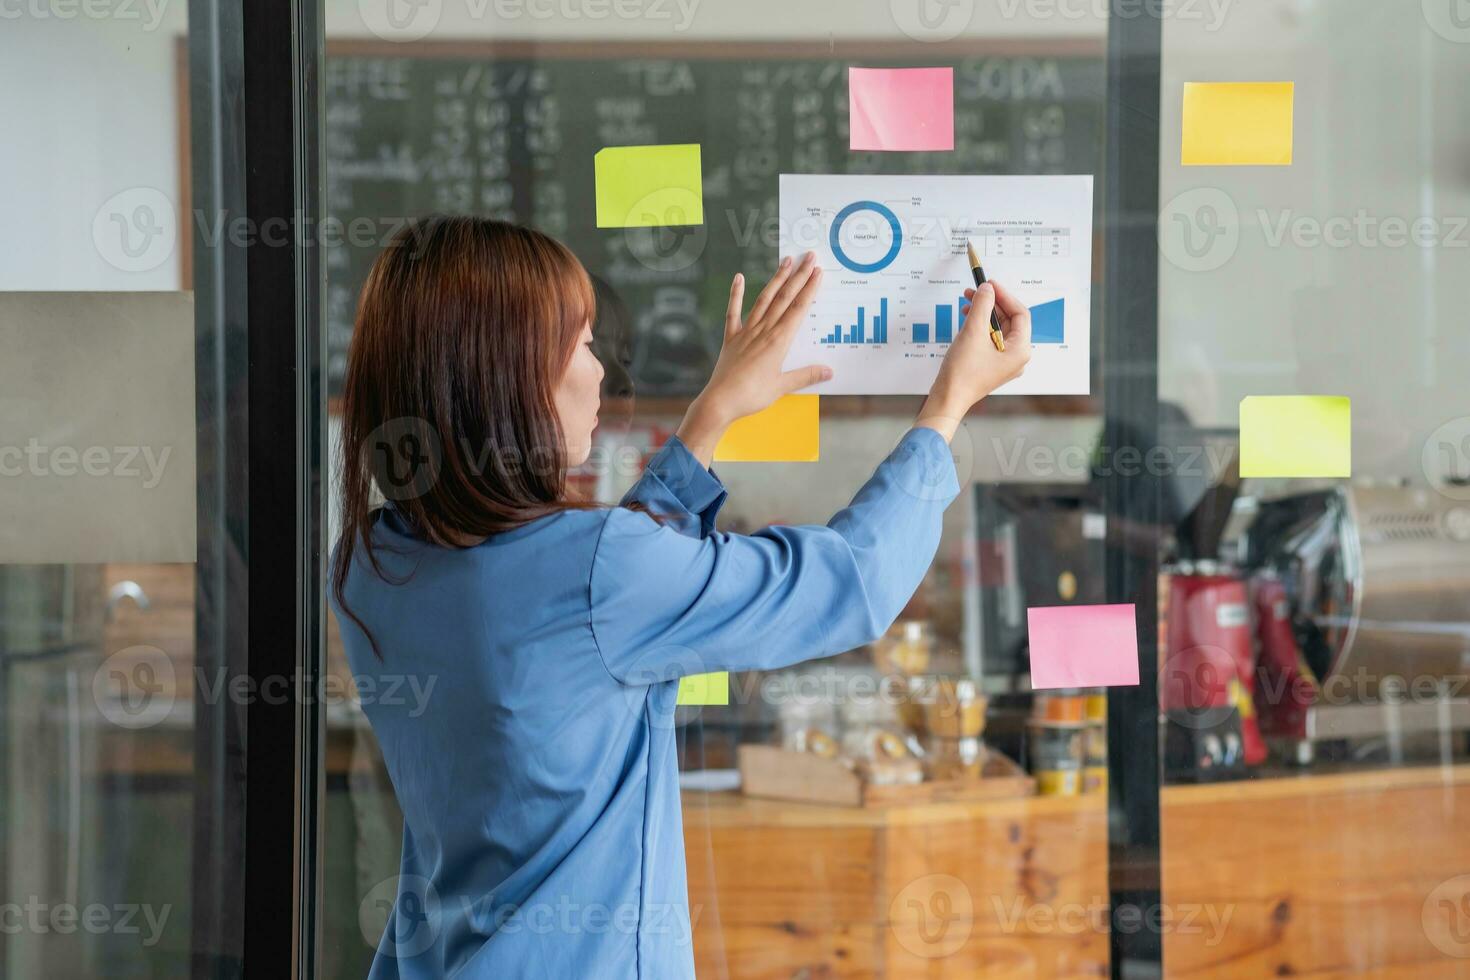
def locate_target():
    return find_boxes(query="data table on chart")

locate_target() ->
[778,174,1094,395]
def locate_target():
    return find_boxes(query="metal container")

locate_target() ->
[1315,486,1470,689]
[1247,484,1470,741]
[1027,721,1084,797]
[1255,486,1470,694]
[1032,690,1087,725]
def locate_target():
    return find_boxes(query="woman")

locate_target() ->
[331,216,1031,978]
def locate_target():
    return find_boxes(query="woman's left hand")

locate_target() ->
[675,251,831,466]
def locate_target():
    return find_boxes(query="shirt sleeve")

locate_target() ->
[617,433,728,539]
[589,426,960,684]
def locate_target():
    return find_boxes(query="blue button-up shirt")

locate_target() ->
[333,425,960,978]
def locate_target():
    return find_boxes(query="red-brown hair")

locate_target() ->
[332,215,602,655]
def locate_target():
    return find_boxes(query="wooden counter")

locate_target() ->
[680,766,1470,978]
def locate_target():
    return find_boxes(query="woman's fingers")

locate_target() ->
[775,265,824,336]
[961,283,996,331]
[724,273,746,339]
[779,362,833,393]
[758,253,818,330]
[989,279,1031,346]
[746,254,797,325]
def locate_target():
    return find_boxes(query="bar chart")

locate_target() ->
[911,296,972,345]
[824,297,890,344]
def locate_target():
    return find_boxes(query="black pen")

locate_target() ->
[966,239,1006,352]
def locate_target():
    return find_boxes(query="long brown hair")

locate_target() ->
[333,215,602,655]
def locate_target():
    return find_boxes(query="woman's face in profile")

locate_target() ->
[554,321,603,467]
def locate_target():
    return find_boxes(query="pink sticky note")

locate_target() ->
[1027,604,1141,689]
[849,67,954,152]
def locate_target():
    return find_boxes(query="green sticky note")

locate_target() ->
[1239,396,1351,478]
[677,672,728,706]
[594,144,703,228]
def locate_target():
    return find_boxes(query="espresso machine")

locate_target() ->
[1243,484,1470,763]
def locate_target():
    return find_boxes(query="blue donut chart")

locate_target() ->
[829,200,902,274]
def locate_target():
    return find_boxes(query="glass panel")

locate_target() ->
[1,7,248,979]
[1158,2,1470,975]
[322,6,1119,978]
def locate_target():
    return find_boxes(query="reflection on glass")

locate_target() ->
[1155,3,1470,974]
[321,8,1115,980]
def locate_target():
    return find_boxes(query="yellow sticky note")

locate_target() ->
[594,144,703,228]
[1239,396,1351,478]
[677,672,729,706]
[1182,82,1294,166]
[714,395,819,463]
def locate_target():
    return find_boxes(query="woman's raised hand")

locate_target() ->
[916,279,1032,443]
[676,252,830,465]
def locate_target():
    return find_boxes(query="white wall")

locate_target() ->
[0,4,187,290]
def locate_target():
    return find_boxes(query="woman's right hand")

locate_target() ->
[916,279,1032,442]
[675,251,828,466]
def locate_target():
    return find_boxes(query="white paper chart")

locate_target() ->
[778,174,1094,395]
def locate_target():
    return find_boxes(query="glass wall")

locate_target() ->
[320,3,1116,977]
[0,6,251,979]
[1156,2,1470,975]
[317,1,1470,978]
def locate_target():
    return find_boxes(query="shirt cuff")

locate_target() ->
[893,426,962,504]
[630,434,729,536]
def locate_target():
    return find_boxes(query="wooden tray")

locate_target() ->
[737,744,1036,808]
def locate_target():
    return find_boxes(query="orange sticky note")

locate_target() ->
[714,395,819,463]
[849,67,954,152]
[1181,82,1294,166]
[677,672,728,705]
[1028,604,1140,689]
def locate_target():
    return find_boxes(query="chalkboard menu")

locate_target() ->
[323,42,1105,397]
